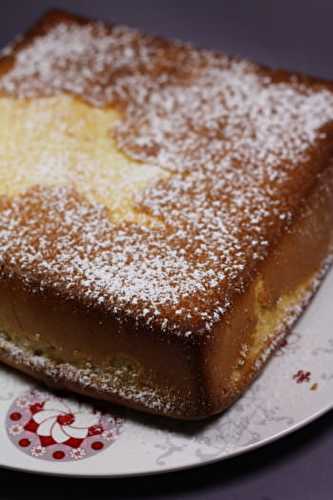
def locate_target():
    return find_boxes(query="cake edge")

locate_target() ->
[0,252,331,420]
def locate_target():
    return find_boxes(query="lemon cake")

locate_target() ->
[0,10,332,418]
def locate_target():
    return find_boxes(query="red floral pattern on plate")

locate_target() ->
[6,390,123,462]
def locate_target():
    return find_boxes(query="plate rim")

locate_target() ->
[0,401,332,478]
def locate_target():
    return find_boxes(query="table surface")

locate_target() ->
[0,1,332,498]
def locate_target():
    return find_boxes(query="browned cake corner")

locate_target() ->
[0,10,332,419]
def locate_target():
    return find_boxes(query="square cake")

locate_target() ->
[0,10,332,418]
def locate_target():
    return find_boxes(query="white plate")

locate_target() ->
[0,269,332,477]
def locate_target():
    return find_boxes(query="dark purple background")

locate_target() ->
[0,1,332,498]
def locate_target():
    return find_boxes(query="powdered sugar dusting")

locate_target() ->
[0,21,204,106]
[0,15,333,337]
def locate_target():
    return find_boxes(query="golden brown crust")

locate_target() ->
[0,181,331,418]
[0,10,333,418]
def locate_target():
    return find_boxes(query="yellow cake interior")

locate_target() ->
[0,94,166,221]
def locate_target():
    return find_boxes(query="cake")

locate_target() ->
[0,10,332,419]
